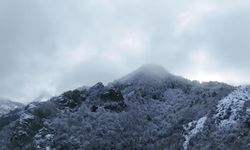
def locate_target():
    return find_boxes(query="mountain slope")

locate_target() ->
[0,98,23,116]
[0,65,236,149]
[186,85,250,150]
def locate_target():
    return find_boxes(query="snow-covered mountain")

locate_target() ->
[0,65,247,150]
[184,85,250,150]
[0,98,23,116]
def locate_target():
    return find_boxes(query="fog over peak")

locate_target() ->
[129,64,171,78]
[0,0,250,103]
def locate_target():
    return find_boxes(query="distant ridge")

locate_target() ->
[0,98,23,116]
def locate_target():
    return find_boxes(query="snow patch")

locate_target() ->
[183,116,207,150]
[214,86,250,129]
[45,146,50,150]
[20,113,34,123]
[0,98,23,115]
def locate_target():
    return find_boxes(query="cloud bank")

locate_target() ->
[0,0,250,102]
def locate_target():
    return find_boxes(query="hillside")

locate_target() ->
[0,98,23,116]
[185,85,250,149]
[0,65,239,149]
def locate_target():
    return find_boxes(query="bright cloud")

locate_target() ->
[0,0,250,102]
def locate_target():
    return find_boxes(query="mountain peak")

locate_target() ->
[135,64,170,76]
[117,64,171,84]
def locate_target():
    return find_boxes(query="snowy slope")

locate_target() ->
[214,85,250,129]
[0,65,237,150]
[184,85,250,150]
[0,98,23,116]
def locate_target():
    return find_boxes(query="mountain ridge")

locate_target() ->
[0,65,248,150]
[0,98,23,116]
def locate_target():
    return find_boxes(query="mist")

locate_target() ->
[0,0,250,102]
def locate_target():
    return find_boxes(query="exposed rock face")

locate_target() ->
[101,89,124,102]
[0,65,242,150]
[101,89,127,112]
[54,89,87,109]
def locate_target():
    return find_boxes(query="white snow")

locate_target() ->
[214,86,250,129]
[20,113,34,123]
[45,146,50,150]
[45,134,53,140]
[0,98,23,115]
[183,116,207,150]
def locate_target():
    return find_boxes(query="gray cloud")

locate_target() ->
[0,0,249,102]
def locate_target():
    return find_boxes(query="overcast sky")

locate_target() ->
[1,0,250,103]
